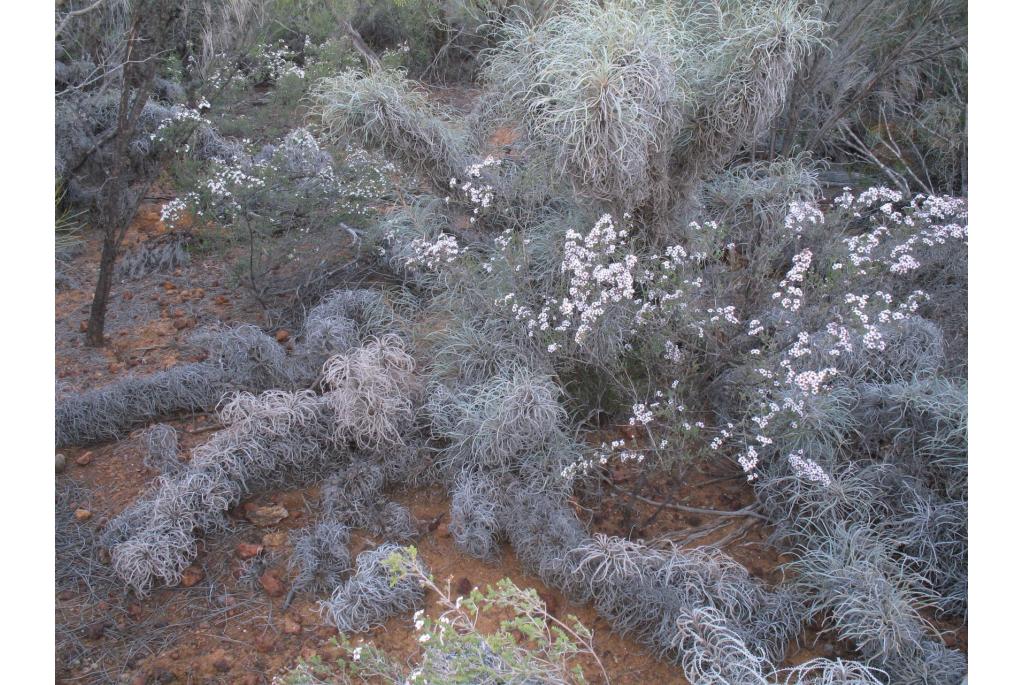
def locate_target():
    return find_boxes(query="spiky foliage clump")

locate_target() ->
[289,521,352,596]
[116,232,192,281]
[320,543,425,634]
[675,606,770,685]
[428,366,566,472]
[482,0,688,217]
[482,0,822,234]
[789,524,966,684]
[141,423,181,474]
[315,67,469,189]
[775,658,887,685]
[678,1,823,194]
[56,289,397,447]
[321,333,419,450]
[449,469,504,561]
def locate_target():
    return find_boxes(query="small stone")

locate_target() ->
[236,542,264,559]
[259,570,285,597]
[282,618,301,635]
[245,503,289,527]
[180,565,204,587]
[75,451,93,466]
[261,532,287,547]
[56,453,67,473]
[275,329,290,343]
[74,508,92,521]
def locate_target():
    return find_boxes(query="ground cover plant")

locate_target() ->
[56,1,967,683]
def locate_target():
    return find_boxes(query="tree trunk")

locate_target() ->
[86,228,119,346]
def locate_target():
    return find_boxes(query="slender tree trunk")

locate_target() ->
[86,227,120,346]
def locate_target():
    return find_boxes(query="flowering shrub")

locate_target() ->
[285,546,603,685]
[164,127,393,298]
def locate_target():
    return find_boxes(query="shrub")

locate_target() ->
[315,67,469,189]
[298,547,604,685]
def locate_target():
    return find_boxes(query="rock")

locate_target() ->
[75,451,93,466]
[261,532,287,547]
[56,453,67,473]
[74,508,92,522]
[275,329,290,343]
[282,618,301,635]
[180,565,204,587]
[236,542,264,559]
[57,590,75,601]
[245,503,289,527]
[259,570,285,597]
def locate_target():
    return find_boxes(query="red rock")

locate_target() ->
[236,542,264,560]
[275,329,290,342]
[74,508,92,521]
[259,570,285,597]
[75,451,93,466]
[244,503,289,527]
[180,565,204,587]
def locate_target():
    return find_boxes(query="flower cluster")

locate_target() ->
[449,156,501,224]
[406,233,464,270]
[787,450,831,486]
